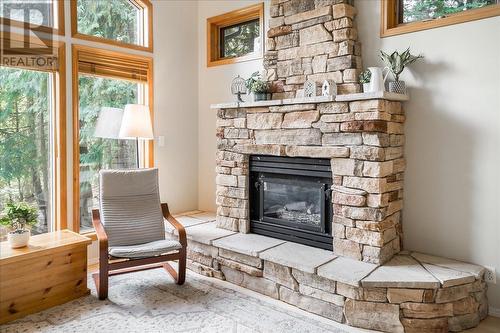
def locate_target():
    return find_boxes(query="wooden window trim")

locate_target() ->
[0,0,65,36]
[207,3,264,67]
[70,0,153,53]
[381,0,500,37]
[0,32,67,230]
[71,44,154,233]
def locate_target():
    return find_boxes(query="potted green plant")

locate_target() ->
[359,69,372,93]
[0,202,38,248]
[246,72,271,101]
[380,47,423,94]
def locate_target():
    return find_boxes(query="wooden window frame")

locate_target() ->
[70,0,153,53]
[207,3,264,67]
[0,0,65,36]
[71,44,154,234]
[381,0,500,37]
[0,32,67,231]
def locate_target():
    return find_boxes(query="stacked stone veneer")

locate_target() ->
[264,0,361,99]
[176,222,489,333]
[216,98,405,264]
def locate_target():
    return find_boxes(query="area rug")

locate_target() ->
[0,268,355,333]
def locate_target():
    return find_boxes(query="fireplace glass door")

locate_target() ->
[261,176,326,234]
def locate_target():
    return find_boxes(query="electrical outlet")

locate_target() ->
[484,266,496,284]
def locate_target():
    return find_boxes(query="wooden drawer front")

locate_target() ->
[0,245,89,324]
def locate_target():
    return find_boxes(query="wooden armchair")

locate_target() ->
[92,169,187,300]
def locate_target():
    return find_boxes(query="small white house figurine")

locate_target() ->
[322,80,336,97]
[303,80,316,97]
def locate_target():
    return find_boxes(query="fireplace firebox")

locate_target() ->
[249,155,333,250]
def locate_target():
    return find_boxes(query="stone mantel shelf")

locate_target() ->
[210,91,409,109]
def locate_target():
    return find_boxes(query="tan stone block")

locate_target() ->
[269,103,316,113]
[390,134,405,146]
[222,266,279,299]
[356,217,397,232]
[350,146,386,161]
[269,16,285,28]
[343,176,385,194]
[247,112,282,130]
[312,121,340,133]
[321,113,355,122]
[423,289,436,303]
[325,17,353,31]
[219,248,262,268]
[298,284,345,306]
[343,68,360,83]
[363,161,393,177]
[279,287,344,322]
[452,296,479,315]
[334,239,362,260]
[366,193,391,208]
[311,54,327,73]
[218,257,263,277]
[333,215,355,227]
[337,282,363,299]
[363,243,396,264]
[355,112,392,121]
[264,261,298,290]
[332,4,357,19]
[344,299,404,333]
[388,122,404,134]
[362,133,390,147]
[435,284,472,303]
[349,100,384,112]
[333,28,357,42]
[387,288,424,303]
[187,250,214,267]
[284,5,331,25]
[363,287,388,302]
[322,133,362,145]
[332,222,346,238]
[333,192,366,206]
[267,25,292,38]
[448,313,480,331]
[285,145,349,158]
[317,102,348,114]
[299,24,332,46]
[291,268,336,294]
[216,215,239,231]
[330,158,362,176]
[307,71,343,84]
[282,110,319,128]
[346,227,385,246]
[401,318,448,333]
[327,55,357,71]
[215,174,237,187]
[401,302,453,319]
[255,129,322,145]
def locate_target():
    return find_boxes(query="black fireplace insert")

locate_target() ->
[250,155,333,250]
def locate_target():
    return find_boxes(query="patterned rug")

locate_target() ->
[0,267,359,333]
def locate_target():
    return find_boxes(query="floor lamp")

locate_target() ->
[119,104,154,168]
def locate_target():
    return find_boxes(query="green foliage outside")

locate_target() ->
[77,0,139,44]
[222,19,260,58]
[0,67,50,235]
[402,0,496,23]
[0,202,38,232]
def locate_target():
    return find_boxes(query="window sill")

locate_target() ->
[207,53,263,68]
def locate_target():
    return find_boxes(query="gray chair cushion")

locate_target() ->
[99,169,165,247]
[109,239,182,259]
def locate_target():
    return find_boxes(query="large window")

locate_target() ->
[0,0,64,35]
[0,34,66,236]
[71,0,153,52]
[72,45,153,233]
[207,3,264,67]
[381,0,500,36]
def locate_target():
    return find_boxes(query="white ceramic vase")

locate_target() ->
[7,230,30,248]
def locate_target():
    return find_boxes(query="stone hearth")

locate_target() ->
[167,212,489,333]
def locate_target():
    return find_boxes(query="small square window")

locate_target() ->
[207,3,264,67]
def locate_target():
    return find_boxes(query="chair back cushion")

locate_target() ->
[99,168,165,247]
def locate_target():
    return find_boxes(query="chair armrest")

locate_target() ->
[161,203,187,248]
[92,209,109,259]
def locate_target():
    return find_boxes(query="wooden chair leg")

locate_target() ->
[177,250,186,285]
[94,259,108,300]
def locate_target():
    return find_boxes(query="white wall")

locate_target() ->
[356,0,500,311]
[197,0,269,211]
[153,0,199,214]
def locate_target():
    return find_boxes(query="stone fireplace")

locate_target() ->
[183,1,490,332]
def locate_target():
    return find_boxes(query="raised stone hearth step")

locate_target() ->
[361,255,440,289]
[260,242,336,273]
[411,252,485,279]
[174,212,488,333]
[177,221,236,245]
[212,233,286,257]
[317,256,377,287]
[189,211,217,222]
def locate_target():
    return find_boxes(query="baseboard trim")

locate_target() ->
[490,306,500,318]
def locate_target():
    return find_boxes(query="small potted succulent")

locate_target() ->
[359,69,371,93]
[380,47,423,94]
[0,202,38,248]
[246,71,271,101]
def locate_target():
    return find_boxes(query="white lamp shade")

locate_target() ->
[119,104,154,140]
[94,107,123,139]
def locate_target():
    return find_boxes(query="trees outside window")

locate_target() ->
[0,67,53,235]
[77,75,141,232]
[401,0,497,23]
